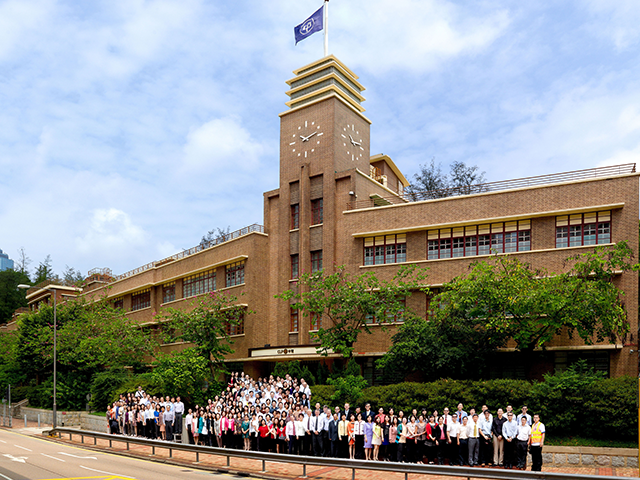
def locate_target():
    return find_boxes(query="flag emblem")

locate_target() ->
[295,6,324,45]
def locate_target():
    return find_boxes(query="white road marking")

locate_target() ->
[58,452,97,459]
[2,454,26,463]
[0,472,14,480]
[79,465,135,478]
[0,440,7,443]
[13,445,31,452]
[41,453,64,462]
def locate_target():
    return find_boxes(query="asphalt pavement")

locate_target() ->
[0,427,236,480]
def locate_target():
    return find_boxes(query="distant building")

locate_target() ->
[0,249,14,272]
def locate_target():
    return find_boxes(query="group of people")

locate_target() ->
[106,372,546,472]
[106,389,184,442]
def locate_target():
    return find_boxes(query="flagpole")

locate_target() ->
[324,0,329,57]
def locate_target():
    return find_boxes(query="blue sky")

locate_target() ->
[1,0,639,278]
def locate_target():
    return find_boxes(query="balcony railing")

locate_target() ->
[114,224,265,281]
[348,163,636,210]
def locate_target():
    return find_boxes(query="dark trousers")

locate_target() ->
[303,434,311,455]
[330,439,339,457]
[530,445,543,471]
[503,439,515,468]
[397,442,404,462]
[437,440,448,464]
[187,425,194,444]
[340,437,348,458]
[312,432,323,456]
[166,421,174,441]
[458,439,468,465]
[516,440,528,468]
[175,414,183,434]
[480,436,493,464]
[468,438,479,466]
[355,435,364,459]
[322,431,330,457]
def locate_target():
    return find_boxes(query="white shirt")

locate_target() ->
[517,413,532,426]
[517,424,531,442]
[174,401,184,414]
[294,420,307,437]
[447,421,460,439]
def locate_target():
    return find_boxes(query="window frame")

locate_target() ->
[555,211,611,249]
[291,204,300,230]
[311,198,323,225]
[363,234,407,265]
[162,283,176,304]
[291,254,299,279]
[225,262,245,288]
[183,269,216,298]
[131,289,151,311]
[427,220,531,260]
[290,307,299,333]
[311,250,323,273]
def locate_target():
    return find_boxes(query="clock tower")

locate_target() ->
[265,55,372,346]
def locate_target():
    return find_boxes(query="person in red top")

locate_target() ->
[258,419,270,452]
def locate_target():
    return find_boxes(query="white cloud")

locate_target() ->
[584,0,640,49]
[182,116,265,172]
[76,208,147,256]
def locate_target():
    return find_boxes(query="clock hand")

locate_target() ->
[301,131,317,142]
[349,134,361,147]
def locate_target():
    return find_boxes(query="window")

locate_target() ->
[310,312,322,331]
[364,298,406,324]
[290,307,299,332]
[311,250,323,273]
[291,254,299,279]
[226,262,245,287]
[113,297,123,310]
[556,211,611,248]
[311,198,323,225]
[162,283,175,304]
[291,204,299,229]
[183,269,216,298]
[131,289,151,311]
[428,220,531,259]
[224,313,245,336]
[364,234,407,265]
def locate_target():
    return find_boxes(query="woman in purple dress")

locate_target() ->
[363,415,374,460]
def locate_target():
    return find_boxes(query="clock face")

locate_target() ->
[289,120,323,158]
[341,123,365,161]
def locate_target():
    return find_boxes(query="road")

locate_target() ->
[0,428,235,480]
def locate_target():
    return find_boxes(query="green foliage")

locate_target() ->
[271,360,316,386]
[378,313,503,380]
[158,292,248,378]
[316,362,330,385]
[151,348,209,405]
[89,367,130,410]
[328,374,369,406]
[0,269,30,324]
[276,265,428,358]
[311,373,638,440]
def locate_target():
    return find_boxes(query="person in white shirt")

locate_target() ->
[502,411,518,469]
[174,397,185,435]
[516,406,532,426]
[447,413,461,465]
[516,416,531,469]
[529,414,546,472]
[467,413,481,466]
[185,409,194,444]
[294,413,308,455]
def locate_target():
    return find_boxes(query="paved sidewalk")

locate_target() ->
[2,421,638,479]
[44,433,640,479]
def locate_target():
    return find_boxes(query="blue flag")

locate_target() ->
[294,5,324,45]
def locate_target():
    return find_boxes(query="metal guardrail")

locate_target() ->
[46,428,624,480]
[348,163,637,210]
[114,224,265,281]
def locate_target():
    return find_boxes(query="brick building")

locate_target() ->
[77,56,638,381]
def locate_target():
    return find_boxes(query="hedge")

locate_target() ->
[311,376,638,441]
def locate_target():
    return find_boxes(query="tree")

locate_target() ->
[405,159,486,200]
[0,269,30,323]
[276,265,429,359]
[62,265,85,287]
[200,226,231,248]
[158,292,248,378]
[15,247,31,277]
[151,348,209,404]
[33,255,57,284]
[434,242,633,353]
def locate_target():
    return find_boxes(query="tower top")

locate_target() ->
[281,55,368,122]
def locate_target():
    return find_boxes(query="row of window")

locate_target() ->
[290,251,323,279]
[290,198,324,229]
[120,262,245,312]
[556,211,611,248]
[289,308,323,333]
[361,212,613,265]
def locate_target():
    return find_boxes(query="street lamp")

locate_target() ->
[17,284,81,428]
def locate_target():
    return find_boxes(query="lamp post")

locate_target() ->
[17,284,80,428]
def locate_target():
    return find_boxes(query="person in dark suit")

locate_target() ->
[343,403,352,423]
[363,403,375,423]
[434,416,448,464]
[328,412,340,457]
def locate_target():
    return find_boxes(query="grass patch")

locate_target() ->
[547,437,636,449]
